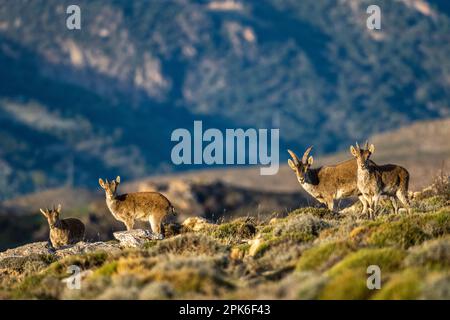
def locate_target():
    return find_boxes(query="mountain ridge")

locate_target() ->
[0,0,449,198]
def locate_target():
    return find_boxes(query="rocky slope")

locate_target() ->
[0,177,448,299]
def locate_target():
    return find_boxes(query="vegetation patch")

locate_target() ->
[404,236,450,270]
[296,241,355,272]
[372,269,422,300]
[289,207,335,220]
[327,248,406,277]
[93,261,118,277]
[46,251,110,276]
[148,233,229,256]
[210,218,256,242]
[1,194,449,300]
[319,268,372,300]
[367,218,429,249]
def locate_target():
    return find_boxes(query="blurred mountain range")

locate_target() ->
[0,0,450,199]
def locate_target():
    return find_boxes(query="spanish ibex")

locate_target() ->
[287,147,368,213]
[99,176,175,239]
[350,142,411,218]
[40,204,85,248]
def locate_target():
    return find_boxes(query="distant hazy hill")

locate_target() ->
[135,117,450,193]
[1,0,450,198]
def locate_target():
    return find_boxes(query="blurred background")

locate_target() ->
[0,0,449,249]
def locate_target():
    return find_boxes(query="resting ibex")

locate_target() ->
[40,204,85,248]
[350,142,411,218]
[99,176,175,239]
[287,147,368,213]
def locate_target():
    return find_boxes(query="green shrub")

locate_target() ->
[296,241,355,272]
[319,268,372,300]
[272,214,332,243]
[372,269,422,300]
[94,261,118,277]
[404,236,450,270]
[210,218,256,242]
[11,274,62,299]
[148,233,229,256]
[421,274,450,300]
[46,251,109,276]
[328,248,406,277]
[289,207,335,219]
[367,219,429,249]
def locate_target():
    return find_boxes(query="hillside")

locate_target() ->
[1,0,450,199]
[0,177,448,300]
[1,118,448,251]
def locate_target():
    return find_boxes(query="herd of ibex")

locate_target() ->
[40,142,410,248]
[288,142,411,219]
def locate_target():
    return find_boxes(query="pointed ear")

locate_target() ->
[369,144,375,154]
[288,159,296,170]
[56,204,62,213]
[350,146,357,157]
[40,208,48,217]
[307,156,314,166]
[99,178,105,188]
[116,176,121,184]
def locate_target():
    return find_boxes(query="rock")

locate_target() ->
[113,229,162,248]
[0,242,52,260]
[55,241,122,258]
[248,236,265,257]
[0,241,122,261]
[182,217,214,232]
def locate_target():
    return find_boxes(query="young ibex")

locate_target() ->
[288,147,368,213]
[40,204,85,248]
[99,176,175,239]
[350,142,411,218]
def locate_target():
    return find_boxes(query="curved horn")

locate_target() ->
[302,146,313,164]
[364,140,369,150]
[355,142,360,150]
[287,149,300,165]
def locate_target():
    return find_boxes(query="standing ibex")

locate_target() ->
[287,147,368,214]
[40,204,85,248]
[99,176,175,239]
[350,142,411,218]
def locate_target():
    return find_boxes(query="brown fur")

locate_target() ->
[40,205,85,248]
[99,176,174,238]
[350,142,411,218]
[288,147,368,213]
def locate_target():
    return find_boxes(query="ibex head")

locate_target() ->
[40,204,62,227]
[99,176,121,199]
[287,146,314,183]
[350,141,375,170]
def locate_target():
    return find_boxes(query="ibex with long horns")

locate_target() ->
[287,147,368,213]
[350,142,411,218]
